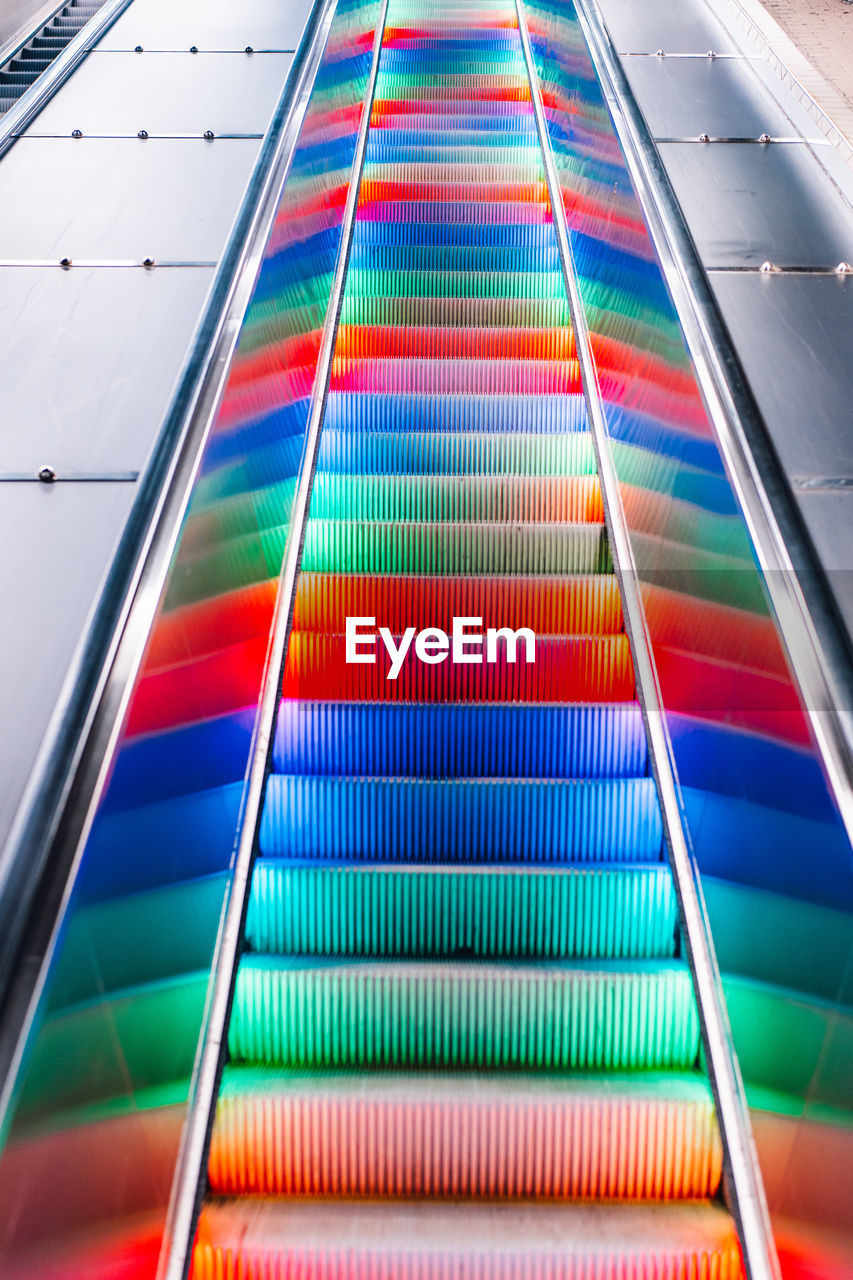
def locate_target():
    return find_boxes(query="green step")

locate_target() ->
[229,958,700,1070]
[301,519,611,575]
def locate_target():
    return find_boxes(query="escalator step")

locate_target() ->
[300,518,611,575]
[316,428,594,476]
[246,863,677,958]
[272,701,647,778]
[209,1070,722,1199]
[193,1201,743,1280]
[229,959,699,1069]
[280,632,635,702]
[259,774,662,862]
[292,572,623,634]
[307,472,603,523]
[322,391,587,435]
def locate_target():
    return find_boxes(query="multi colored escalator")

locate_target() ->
[191,0,745,1274]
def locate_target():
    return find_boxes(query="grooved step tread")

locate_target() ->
[246,862,677,959]
[210,1068,722,1199]
[230,959,700,1070]
[193,1201,744,1279]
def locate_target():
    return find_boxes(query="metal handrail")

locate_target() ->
[0,0,337,1136]
[514,4,782,1279]
[155,1,391,1274]
[0,0,134,160]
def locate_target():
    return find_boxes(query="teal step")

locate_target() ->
[246,863,678,958]
[229,958,700,1070]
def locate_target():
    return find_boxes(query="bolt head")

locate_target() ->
[656,48,665,56]
[137,128,149,139]
[71,128,82,138]
[203,129,215,140]
[245,44,254,53]
[758,132,771,143]
[698,133,710,143]
[59,257,72,269]
[836,262,852,274]
[38,465,56,483]
[760,261,775,273]
[707,49,716,57]
[142,256,155,268]
[189,44,198,53]
[134,44,143,52]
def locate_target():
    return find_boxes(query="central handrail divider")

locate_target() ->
[156,1,391,1274]
[513,4,782,1280]
[0,0,339,1140]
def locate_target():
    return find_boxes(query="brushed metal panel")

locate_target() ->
[660,141,853,268]
[25,51,295,137]
[0,137,261,261]
[98,0,315,51]
[595,0,736,55]
[623,55,802,140]
[710,273,853,481]
[0,265,215,473]
[0,481,137,854]
[795,491,853,642]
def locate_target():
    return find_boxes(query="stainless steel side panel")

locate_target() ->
[0,265,216,474]
[0,483,137,854]
[99,0,315,51]
[24,50,295,137]
[659,141,853,269]
[0,137,262,261]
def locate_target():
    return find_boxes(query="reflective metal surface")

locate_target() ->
[0,482,136,856]
[622,56,800,140]
[709,273,853,480]
[592,0,737,55]
[0,266,215,473]
[660,141,853,268]
[0,137,261,260]
[100,0,316,52]
[26,50,295,137]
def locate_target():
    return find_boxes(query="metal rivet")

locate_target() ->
[698,133,710,143]
[203,129,215,140]
[190,44,198,53]
[707,49,716,58]
[71,128,82,138]
[758,133,772,143]
[134,44,143,53]
[245,44,254,53]
[836,261,852,274]
[760,261,775,273]
[142,256,155,268]
[656,48,665,56]
[38,465,57,483]
[59,257,72,269]
[137,128,149,139]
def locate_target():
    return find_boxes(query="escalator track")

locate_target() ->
[188,0,747,1273]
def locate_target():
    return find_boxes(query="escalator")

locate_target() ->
[189,0,745,1272]
[0,1,106,115]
